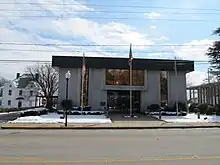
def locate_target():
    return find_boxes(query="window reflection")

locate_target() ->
[107,90,141,112]
[160,71,168,106]
[106,69,144,86]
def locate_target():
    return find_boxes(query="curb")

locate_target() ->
[1,125,220,129]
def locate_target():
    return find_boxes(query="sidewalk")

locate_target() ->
[1,121,220,129]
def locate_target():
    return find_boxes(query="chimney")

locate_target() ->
[16,73,20,79]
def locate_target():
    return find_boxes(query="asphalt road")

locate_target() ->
[0,129,220,165]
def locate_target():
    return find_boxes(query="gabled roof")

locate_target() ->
[4,74,37,89]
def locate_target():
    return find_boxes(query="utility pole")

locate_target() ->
[81,53,85,115]
[174,57,179,116]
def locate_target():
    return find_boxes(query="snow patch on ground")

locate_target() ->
[155,113,220,123]
[0,108,46,116]
[9,113,112,124]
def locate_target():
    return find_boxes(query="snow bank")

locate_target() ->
[9,113,112,124]
[0,107,46,115]
[155,113,220,123]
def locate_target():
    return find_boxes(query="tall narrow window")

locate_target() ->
[0,89,3,97]
[132,70,145,86]
[8,90,12,96]
[18,101,22,108]
[160,71,168,106]
[19,90,23,96]
[80,68,89,106]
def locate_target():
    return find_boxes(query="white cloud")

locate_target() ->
[12,18,153,47]
[186,71,207,86]
[144,12,161,19]
[186,70,217,87]
[174,39,214,61]
[156,36,169,41]
[0,0,93,18]
[0,1,155,79]
[150,26,157,29]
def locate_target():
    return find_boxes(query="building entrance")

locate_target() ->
[107,90,141,113]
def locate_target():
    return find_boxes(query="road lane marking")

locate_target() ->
[0,155,220,163]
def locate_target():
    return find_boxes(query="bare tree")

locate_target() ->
[0,77,9,87]
[26,64,58,109]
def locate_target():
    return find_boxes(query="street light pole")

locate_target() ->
[65,70,71,127]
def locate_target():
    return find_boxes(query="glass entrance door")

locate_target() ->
[107,90,141,113]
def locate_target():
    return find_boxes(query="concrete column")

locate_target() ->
[209,86,213,105]
[196,89,198,103]
[207,86,210,104]
[201,88,204,104]
[214,85,217,105]
[196,89,199,103]
[217,85,220,104]
[192,89,195,103]
[201,87,203,103]
[206,88,209,104]
[189,89,192,102]
[198,88,201,104]
[203,88,205,103]
[211,86,214,105]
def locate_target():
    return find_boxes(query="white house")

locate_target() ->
[0,73,41,109]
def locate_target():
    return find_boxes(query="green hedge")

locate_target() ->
[188,103,198,113]
[61,99,73,110]
[184,102,220,115]
[173,102,187,112]
[207,105,216,115]
[215,104,220,115]
[197,104,209,114]
[195,103,216,115]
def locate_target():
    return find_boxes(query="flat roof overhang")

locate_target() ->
[52,56,194,72]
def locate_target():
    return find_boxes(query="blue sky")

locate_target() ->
[0,0,220,85]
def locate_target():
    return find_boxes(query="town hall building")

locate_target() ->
[52,56,194,112]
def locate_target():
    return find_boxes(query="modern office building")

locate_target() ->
[52,56,194,112]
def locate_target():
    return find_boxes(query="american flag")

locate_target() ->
[128,43,133,66]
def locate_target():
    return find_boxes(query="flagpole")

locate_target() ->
[81,52,85,115]
[129,58,132,117]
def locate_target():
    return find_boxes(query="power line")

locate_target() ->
[0,15,219,22]
[0,59,211,64]
[1,9,220,15]
[0,59,51,63]
[0,42,213,47]
[0,2,220,11]
[0,48,212,53]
